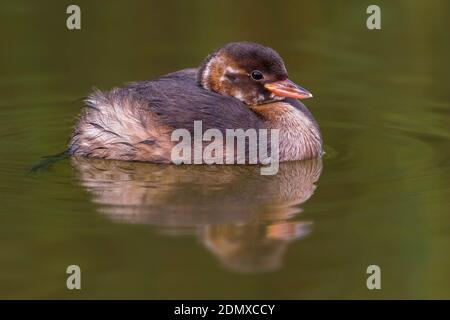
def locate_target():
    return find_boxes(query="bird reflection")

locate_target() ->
[71,157,322,273]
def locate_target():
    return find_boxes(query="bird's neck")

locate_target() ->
[250,102,323,161]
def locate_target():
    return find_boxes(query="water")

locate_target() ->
[1,0,450,299]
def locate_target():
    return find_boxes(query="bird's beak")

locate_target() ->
[264,79,313,100]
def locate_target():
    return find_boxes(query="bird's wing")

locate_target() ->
[125,69,266,133]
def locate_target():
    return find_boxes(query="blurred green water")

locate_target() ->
[0,0,450,299]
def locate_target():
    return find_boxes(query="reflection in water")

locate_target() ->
[72,158,322,273]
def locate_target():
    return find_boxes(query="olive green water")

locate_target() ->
[1,0,450,299]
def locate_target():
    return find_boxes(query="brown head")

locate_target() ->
[197,42,312,106]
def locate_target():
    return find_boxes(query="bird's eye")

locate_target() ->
[250,70,264,81]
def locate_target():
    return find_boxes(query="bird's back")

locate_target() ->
[69,69,267,162]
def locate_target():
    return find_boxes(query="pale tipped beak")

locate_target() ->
[264,79,313,100]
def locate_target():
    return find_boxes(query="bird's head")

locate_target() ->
[198,42,312,106]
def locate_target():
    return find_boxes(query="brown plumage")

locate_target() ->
[69,42,323,163]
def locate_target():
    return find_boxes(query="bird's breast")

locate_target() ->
[250,102,323,161]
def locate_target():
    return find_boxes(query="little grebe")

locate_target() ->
[69,42,322,163]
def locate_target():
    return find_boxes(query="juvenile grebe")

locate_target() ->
[69,42,322,163]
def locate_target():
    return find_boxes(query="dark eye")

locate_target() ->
[250,70,264,81]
